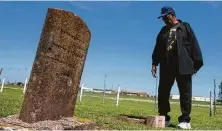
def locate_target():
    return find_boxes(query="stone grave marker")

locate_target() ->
[19,8,91,123]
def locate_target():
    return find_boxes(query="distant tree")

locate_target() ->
[17,82,24,86]
[218,81,222,102]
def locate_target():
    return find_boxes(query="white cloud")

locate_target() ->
[69,1,131,12]
[205,1,221,8]
[107,1,131,8]
[69,2,93,11]
[129,19,141,25]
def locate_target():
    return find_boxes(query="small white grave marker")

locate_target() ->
[79,83,84,102]
[23,78,28,94]
[0,78,5,93]
[116,85,121,106]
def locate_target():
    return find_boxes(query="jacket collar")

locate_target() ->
[176,19,186,31]
[164,19,186,31]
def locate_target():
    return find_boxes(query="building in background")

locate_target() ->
[171,94,210,102]
[121,90,148,97]
[192,96,210,102]
[82,87,94,92]
[171,94,180,100]
[79,86,112,94]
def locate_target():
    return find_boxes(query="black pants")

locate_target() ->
[158,69,192,123]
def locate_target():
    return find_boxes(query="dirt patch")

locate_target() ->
[0,115,105,130]
[117,115,146,124]
[116,115,166,128]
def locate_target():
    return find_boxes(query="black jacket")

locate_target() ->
[152,20,204,74]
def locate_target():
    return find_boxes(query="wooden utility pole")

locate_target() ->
[214,79,216,116]
[0,68,3,76]
[102,73,107,104]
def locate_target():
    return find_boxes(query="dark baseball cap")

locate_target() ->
[158,6,176,19]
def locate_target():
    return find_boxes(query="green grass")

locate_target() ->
[0,87,23,117]
[82,92,211,105]
[1,87,222,130]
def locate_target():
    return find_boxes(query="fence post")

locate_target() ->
[210,91,213,117]
[214,79,216,116]
[102,74,107,104]
[0,68,3,76]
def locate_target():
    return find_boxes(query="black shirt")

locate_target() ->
[166,23,180,71]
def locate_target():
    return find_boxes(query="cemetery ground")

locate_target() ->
[1,86,222,130]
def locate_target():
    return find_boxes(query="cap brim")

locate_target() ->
[157,13,168,19]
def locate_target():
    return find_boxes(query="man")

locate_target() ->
[151,6,204,129]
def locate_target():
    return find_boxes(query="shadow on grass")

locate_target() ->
[168,124,177,128]
[119,114,146,119]
[117,114,146,124]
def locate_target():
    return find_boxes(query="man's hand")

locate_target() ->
[151,65,157,78]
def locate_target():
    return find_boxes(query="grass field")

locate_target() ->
[1,86,222,130]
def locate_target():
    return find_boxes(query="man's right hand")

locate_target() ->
[151,65,157,78]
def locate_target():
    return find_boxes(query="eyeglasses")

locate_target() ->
[162,14,171,21]
[162,16,168,21]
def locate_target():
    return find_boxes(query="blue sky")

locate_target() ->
[0,1,222,97]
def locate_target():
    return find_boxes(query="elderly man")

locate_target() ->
[151,6,204,129]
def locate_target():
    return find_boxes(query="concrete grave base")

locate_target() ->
[146,116,165,128]
[118,115,165,128]
[0,115,104,130]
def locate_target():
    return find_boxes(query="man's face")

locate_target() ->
[162,14,174,26]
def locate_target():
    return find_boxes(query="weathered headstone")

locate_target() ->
[19,8,91,123]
